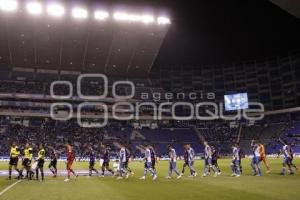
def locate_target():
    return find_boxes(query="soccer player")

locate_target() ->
[239,147,243,174]
[140,145,157,180]
[166,145,182,179]
[65,140,78,182]
[181,144,197,177]
[231,143,241,177]
[280,141,294,175]
[19,143,34,180]
[8,142,20,180]
[211,145,221,175]
[259,142,271,173]
[251,140,262,176]
[117,144,129,179]
[101,145,114,177]
[36,144,45,181]
[150,145,157,172]
[48,148,58,177]
[289,145,298,171]
[88,145,99,177]
[125,147,134,176]
[203,141,218,177]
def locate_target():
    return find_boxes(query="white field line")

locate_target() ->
[0,180,22,196]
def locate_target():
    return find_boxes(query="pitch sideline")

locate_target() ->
[0,180,22,197]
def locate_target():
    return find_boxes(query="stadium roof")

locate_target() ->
[0,0,170,77]
[0,0,300,73]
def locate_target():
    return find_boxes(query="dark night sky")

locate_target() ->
[87,0,300,66]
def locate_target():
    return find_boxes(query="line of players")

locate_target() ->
[7,139,298,181]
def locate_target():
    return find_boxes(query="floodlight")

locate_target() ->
[127,14,141,22]
[113,12,129,21]
[72,7,88,19]
[0,0,18,12]
[157,16,171,25]
[94,10,108,20]
[47,3,65,17]
[141,15,154,24]
[26,1,42,15]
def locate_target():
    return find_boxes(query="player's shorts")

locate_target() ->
[290,155,294,163]
[169,161,177,170]
[205,158,212,166]
[89,161,95,168]
[67,159,74,169]
[38,159,45,168]
[145,162,153,169]
[9,157,18,166]
[283,157,291,165]
[211,159,218,166]
[260,156,266,162]
[252,156,261,164]
[124,160,129,168]
[151,160,156,169]
[232,159,240,166]
[102,161,109,168]
[189,161,194,167]
[22,158,31,167]
[49,159,57,168]
[119,162,126,170]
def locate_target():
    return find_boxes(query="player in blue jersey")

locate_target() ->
[140,145,157,180]
[88,145,99,177]
[117,144,129,179]
[280,140,294,175]
[251,140,262,176]
[231,143,241,177]
[100,145,114,177]
[203,141,219,177]
[166,145,182,179]
[181,144,197,177]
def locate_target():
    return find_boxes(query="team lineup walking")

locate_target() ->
[7,139,298,182]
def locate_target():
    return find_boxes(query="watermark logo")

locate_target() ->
[50,74,265,127]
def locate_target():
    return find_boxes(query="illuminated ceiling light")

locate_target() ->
[113,12,129,21]
[47,3,65,17]
[26,1,42,15]
[114,12,155,24]
[72,7,88,19]
[94,10,109,20]
[0,0,18,12]
[157,16,171,25]
[141,15,154,24]
[127,14,141,22]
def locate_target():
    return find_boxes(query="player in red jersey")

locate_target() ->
[64,140,78,182]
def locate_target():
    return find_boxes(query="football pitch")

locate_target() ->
[0,158,299,200]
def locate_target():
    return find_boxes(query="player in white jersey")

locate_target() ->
[251,140,262,176]
[280,141,294,175]
[140,145,157,180]
[166,145,182,179]
[231,143,241,177]
[117,144,129,179]
[181,144,197,177]
[203,141,219,177]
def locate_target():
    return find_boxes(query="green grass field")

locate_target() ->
[0,158,299,200]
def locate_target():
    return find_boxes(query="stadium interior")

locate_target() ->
[0,0,300,200]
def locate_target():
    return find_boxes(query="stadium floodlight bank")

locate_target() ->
[0,0,171,25]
